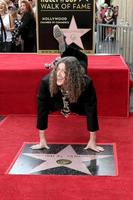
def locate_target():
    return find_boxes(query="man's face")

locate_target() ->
[56,63,66,86]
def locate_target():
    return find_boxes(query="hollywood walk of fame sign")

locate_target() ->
[37,0,95,54]
[7,143,118,176]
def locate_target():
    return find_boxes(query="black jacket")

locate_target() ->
[18,12,36,40]
[37,74,99,132]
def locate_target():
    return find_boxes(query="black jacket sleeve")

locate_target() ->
[37,75,50,130]
[81,76,99,132]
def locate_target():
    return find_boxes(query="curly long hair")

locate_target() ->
[49,56,86,103]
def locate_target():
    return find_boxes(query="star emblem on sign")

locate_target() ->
[23,145,112,175]
[61,16,91,49]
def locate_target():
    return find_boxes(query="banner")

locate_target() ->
[37,0,95,54]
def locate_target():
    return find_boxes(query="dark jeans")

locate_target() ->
[61,46,88,74]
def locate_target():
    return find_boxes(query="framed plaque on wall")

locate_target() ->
[37,0,95,54]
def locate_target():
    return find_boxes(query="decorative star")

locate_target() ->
[62,16,91,49]
[23,145,112,175]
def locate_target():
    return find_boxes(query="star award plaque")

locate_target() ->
[37,0,95,54]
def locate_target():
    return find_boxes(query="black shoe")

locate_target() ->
[44,63,53,69]
[44,57,61,69]
[53,25,66,53]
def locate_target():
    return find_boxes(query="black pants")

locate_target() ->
[23,37,36,53]
[0,42,12,52]
[61,46,88,74]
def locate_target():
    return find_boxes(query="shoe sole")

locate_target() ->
[53,25,65,52]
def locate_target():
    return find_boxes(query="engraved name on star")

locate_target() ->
[23,145,112,175]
